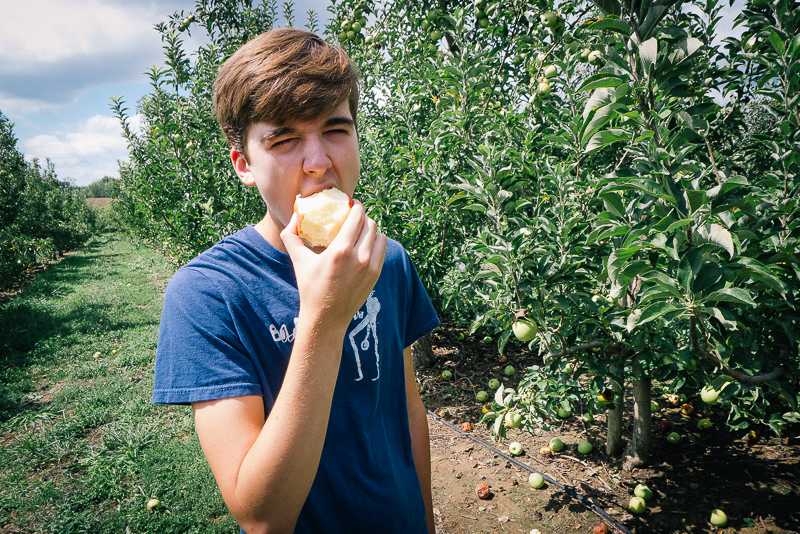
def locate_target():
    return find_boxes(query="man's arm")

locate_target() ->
[193,203,386,534]
[404,346,435,534]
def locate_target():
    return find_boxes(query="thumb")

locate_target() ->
[280,213,311,258]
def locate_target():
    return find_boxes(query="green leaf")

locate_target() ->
[584,129,629,154]
[703,288,757,307]
[587,17,631,36]
[636,302,683,328]
[639,38,658,75]
[695,223,735,259]
[607,246,643,285]
[678,248,702,290]
[576,72,627,93]
[600,192,626,219]
[588,0,622,16]
[768,30,785,55]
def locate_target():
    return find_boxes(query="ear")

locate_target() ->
[231,148,255,187]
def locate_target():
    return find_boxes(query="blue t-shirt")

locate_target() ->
[153,225,439,533]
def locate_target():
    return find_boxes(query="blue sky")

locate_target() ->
[2,0,744,187]
[1,0,332,187]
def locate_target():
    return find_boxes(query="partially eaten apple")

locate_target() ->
[294,187,353,248]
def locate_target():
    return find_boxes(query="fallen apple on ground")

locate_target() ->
[549,438,564,452]
[504,365,516,377]
[658,420,673,433]
[557,407,571,418]
[634,483,653,501]
[441,370,452,380]
[509,442,524,456]
[528,472,545,488]
[578,440,593,455]
[488,378,501,390]
[697,419,713,431]
[666,432,681,444]
[629,496,646,514]
[476,390,489,402]
[710,508,728,526]
[146,498,160,510]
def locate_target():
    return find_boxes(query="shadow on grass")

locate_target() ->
[0,235,162,422]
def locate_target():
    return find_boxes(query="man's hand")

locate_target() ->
[281,199,387,332]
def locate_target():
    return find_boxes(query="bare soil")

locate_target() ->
[421,326,800,534]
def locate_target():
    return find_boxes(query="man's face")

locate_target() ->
[231,100,360,250]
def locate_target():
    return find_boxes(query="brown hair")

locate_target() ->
[213,28,360,155]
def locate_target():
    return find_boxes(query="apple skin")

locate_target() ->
[540,11,558,27]
[557,407,571,418]
[488,378,501,390]
[710,509,728,526]
[504,365,516,377]
[512,319,538,341]
[441,370,453,380]
[701,385,720,405]
[666,432,681,444]
[505,411,523,428]
[582,413,593,423]
[658,420,673,433]
[529,472,545,488]
[629,496,646,514]
[697,419,713,431]
[578,440,593,455]
[509,441,524,456]
[476,390,489,402]
[634,483,653,501]
[549,438,564,452]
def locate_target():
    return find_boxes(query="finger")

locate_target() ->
[355,216,378,264]
[371,232,388,274]
[281,213,310,257]
[331,199,366,248]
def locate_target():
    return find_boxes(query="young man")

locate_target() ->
[152,28,438,534]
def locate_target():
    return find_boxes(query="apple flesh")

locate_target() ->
[294,187,352,248]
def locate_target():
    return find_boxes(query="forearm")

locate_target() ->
[199,313,347,534]
[409,397,434,534]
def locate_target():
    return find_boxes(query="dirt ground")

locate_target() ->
[421,326,800,534]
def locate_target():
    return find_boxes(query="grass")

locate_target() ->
[0,234,238,533]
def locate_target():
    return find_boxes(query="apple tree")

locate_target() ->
[331,0,799,464]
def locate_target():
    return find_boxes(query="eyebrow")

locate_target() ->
[260,116,355,143]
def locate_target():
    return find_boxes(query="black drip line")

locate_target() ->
[427,409,634,534]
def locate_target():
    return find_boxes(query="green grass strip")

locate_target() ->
[0,233,237,533]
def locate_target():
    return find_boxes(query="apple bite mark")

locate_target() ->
[293,187,353,248]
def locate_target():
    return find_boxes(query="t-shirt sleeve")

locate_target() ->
[399,247,440,348]
[152,266,263,405]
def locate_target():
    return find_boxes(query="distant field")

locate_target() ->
[85,197,115,207]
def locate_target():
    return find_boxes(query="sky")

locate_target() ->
[1,0,745,188]
[0,0,332,187]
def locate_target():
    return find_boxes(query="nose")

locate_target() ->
[302,135,332,176]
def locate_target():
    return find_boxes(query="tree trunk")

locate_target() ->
[624,355,651,469]
[606,362,624,456]
[411,333,435,370]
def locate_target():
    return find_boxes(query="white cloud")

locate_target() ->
[23,114,140,186]
[0,0,194,111]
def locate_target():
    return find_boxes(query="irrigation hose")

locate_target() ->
[426,409,633,534]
